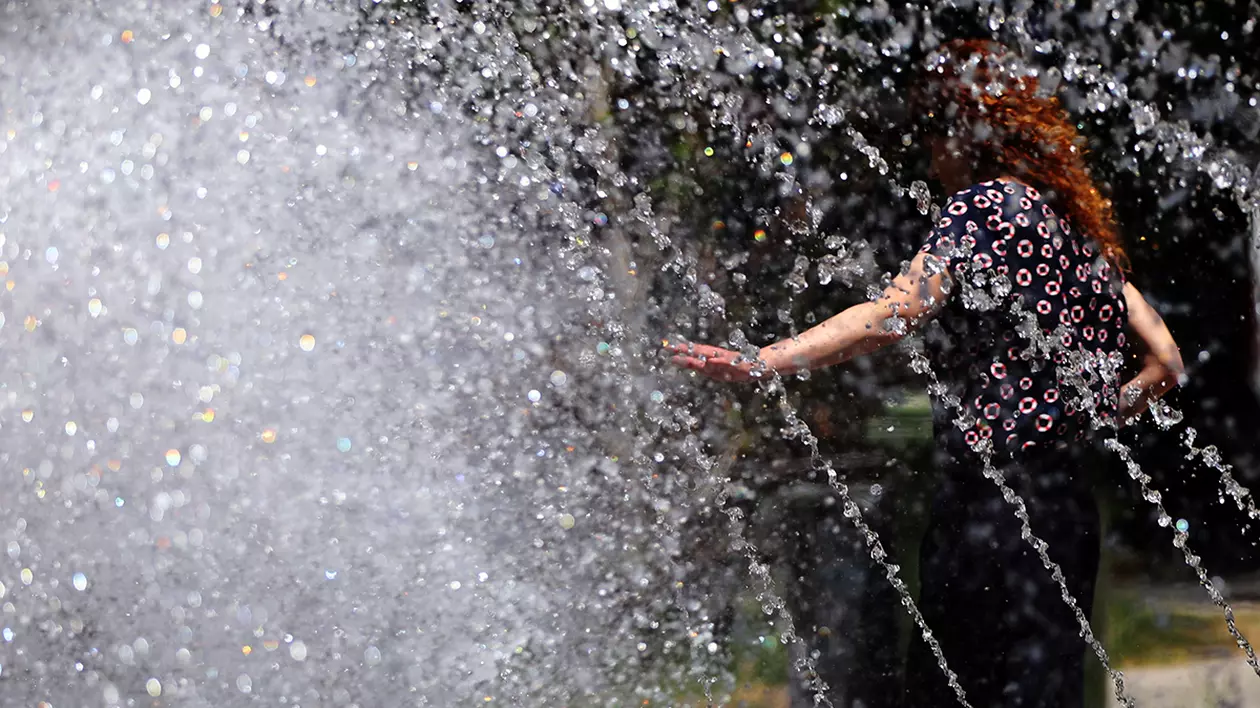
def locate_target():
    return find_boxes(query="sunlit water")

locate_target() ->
[2,1,1259,706]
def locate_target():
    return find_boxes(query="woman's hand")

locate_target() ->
[663,341,769,383]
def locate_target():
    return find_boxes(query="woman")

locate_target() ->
[666,40,1184,706]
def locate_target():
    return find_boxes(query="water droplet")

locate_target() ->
[172,327,187,344]
[45,246,58,264]
[236,673,252,694]
[123,328,138,345]
[136,88,151,105]
[20,568,32,585]
[21,409,33,423]
[364,645,382,665]
[527,389,541,403]
[165,449,181,466]
[88,298,102,317]
[549,370,567,386]
[187,257,202,274]
[145,678,161,697]
[65,421,77,436]
[336,437,352,453]
[156,232,169,249]
[261,428,277,444]
[299,334,315,351]
[1176,518,1190,533]
[559,513,576,530]
[289,640,307,661]
[188,291,203,309]
[72,572,87,591]
[194,43,210,59]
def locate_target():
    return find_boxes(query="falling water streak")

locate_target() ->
[631,455,728,706]
[758,374,974,707]
[903,346,1136,708]
[1122,394,1260,526]
[714,478,837,708]
[1180,426,1260,524]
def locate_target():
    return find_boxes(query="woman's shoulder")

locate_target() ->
[943,179,1040,209]
[947,178,1046,202]
[939,182,1011,223]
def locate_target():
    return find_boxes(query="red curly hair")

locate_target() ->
[914,39,1128,271]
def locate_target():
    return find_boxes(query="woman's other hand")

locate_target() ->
[663,341,768,383]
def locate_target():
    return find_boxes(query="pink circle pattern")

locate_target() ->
[920,179,1129,457]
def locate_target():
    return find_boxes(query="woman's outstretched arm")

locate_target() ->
[1119,282,1185,422]
[667,252,951,381]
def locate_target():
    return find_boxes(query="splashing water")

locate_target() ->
[5,0,1260,706]
[0,2,754,704]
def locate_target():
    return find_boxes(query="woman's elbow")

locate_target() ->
[1163,349,1187,388]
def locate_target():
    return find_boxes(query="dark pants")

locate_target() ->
[904,447,1101,707]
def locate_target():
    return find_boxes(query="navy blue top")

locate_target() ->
[920,179,1129,459]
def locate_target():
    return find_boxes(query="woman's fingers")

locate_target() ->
[670,354,704,370]
[669,354,736,380]
[663,341,732,362]
[662,340,758,382]
[664,341,714,358]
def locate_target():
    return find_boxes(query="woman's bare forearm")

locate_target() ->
[753,253,950,376]
[759,301,902,375]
